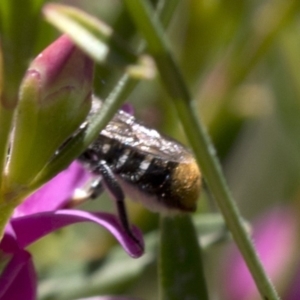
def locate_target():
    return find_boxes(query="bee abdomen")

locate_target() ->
[81,134,201,213]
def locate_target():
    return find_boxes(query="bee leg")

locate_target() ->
[94,160,141,247]
[89,178,105,199]
[67,177,105,209]
[78,148,98,165]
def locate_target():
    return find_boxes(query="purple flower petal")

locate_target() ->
[12,210,144,258]
[1,253,36,300]
[14,162,90,217]
[121,103,134,115]
[0,249,36,300]
[1,224,20,253]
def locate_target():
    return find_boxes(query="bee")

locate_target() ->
[78,98,201,245]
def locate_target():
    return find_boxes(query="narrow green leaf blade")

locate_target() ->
[159,215,209,300]
[43,4,138,68]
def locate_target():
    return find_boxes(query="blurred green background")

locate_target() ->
[8,0,300,299]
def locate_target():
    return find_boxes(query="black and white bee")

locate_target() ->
[77,98,201,245]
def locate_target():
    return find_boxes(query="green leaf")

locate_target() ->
[0,0,45,104]
[159,215,209,300]
[43,4,138,69]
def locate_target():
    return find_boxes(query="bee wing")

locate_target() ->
[100,110,191,162]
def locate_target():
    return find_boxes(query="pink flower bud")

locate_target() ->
[7,35,94,188]
[26,34,93,103]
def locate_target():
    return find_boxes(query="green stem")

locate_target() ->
[0,198,16,239]
[124,1,280,300]
[159,215,209,300]
[0,108,14,190]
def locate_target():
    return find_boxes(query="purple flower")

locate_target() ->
[0,162,144,300]
[222,206,297,300]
